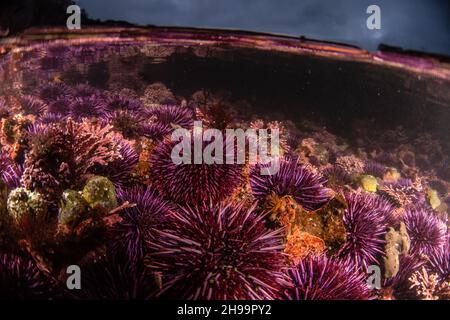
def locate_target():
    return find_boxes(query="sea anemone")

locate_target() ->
[284,255,374,300]
[338,192,394,269]
[250,158,330,211]
[403,206,447,257]
[146,202,289,300]
[0,253,56,299]
[0,152,21,189]
[149,134,243,206]
[115,187,172,264]
[37,83,71,103]
[69,96,106,120]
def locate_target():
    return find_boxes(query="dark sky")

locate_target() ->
[76,0,450,55]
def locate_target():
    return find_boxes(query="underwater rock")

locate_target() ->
[82,176,118,212]
[265,194,298,229]
[284,226,325,264]
[278,193,347,254]
[316,195,348,253]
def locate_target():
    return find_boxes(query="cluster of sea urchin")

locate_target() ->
[1,38,449,302]
[146,202,290,299]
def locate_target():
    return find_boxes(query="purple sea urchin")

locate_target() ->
[71,83,102,98]
[429,241,449,281]
[140,121,173,141]
[323,164,352,186]
[338,192,394,269]
[69,96,106,120]
[103,109,145,139]
[147,202,289,300]
[105,94,143,112]
[37,83,71,103]
[364,161,386,178]
[404,206,447,257]
[146,105,194,129]
[115,187,172,264]
[77,247,155,300]
[284,255,373,300]
[37,113,66,125]
[18,95,47,116]
[47,99,71,116]
[0,152,21,189]
[149,134,243,206]
[0,253,55,299]
[250,158,330,211]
